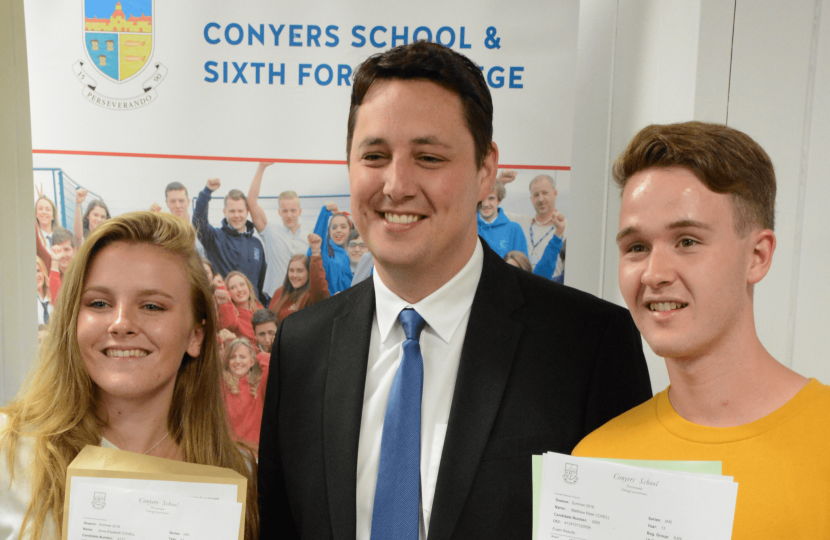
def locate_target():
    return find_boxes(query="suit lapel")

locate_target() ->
[323,281,376,540]
[428,246,525,540]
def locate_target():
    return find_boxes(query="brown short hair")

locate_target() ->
[492,180,506,202]
[612,121,776,235]
[224,189,248,208]
[347,41,493,169]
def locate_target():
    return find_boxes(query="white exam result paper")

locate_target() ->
[67,478,242,540]
[538,452,738,540]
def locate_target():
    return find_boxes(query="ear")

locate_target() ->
[186,325,205,358]
[477,142,499,202]
[222,207,228,218]
[747,229,776,285]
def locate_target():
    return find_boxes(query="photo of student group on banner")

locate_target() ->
[26,0,578,441]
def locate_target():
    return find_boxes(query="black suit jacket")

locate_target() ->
[258,242,651,539]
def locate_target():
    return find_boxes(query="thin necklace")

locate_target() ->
[144,432,170,455]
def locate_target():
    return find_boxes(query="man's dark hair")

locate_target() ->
[347,41,493,169]
[251,308,278,331]
[51,226,75,248]
[613,121,776,235]
[165,182,188,199]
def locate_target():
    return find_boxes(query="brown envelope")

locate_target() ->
[62,445,247,540]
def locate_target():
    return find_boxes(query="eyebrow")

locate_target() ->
[616,219,713,243]
[357,136,451,149]
[82,285,175,300]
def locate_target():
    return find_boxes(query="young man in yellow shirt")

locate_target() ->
[573,122,830,539]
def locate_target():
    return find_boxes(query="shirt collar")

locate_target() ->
[373,239,484,345]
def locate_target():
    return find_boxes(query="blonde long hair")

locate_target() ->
[0,211,259,540]
[222,338,263,398]
[224,270,261,312]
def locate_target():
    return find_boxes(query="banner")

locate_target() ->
[27,0,579,314]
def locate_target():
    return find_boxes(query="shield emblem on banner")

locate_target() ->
[83,0,154,83]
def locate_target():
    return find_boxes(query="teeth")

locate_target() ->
[105,349,148,358]
[384,212,423,224]
[649,302,686,312]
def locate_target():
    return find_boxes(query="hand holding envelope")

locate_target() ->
[63,446,247,540]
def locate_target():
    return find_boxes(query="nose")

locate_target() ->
[382,157,418,202]
[108,304,138,336]
[641,246,676,289]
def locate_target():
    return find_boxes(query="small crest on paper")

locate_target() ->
[563,463,578,484]
[92,491,107,509]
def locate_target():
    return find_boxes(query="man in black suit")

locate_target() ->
[258,41,652,540]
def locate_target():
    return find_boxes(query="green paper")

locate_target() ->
[532,455,542,540]
[531,456,722,539]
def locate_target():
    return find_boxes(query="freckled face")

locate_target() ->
[76,242,203,402]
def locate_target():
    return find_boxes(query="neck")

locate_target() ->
[39,222,52,234]
[482,211,498,223]
[285,222,300,234]
[234,299,249,309]
[664,324,808,427]
[99,389,178,458]
[38,288,47,300]
[374,233,477,304]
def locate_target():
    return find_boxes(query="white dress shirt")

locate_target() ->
[259,221,309,298]
[355,240,484,540]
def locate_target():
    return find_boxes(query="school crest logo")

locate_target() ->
[563,463,578,484]
[73,0,167,110]
[92,491,107,509]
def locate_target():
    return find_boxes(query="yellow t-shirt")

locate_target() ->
[572,378,830,540]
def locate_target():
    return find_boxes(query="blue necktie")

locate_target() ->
[371,308,426,540]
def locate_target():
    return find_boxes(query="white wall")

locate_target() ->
[0,0,37,405]
[572,0,830,393]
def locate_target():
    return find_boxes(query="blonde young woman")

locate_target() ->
[220,338,267,451]
[0,212,258,540]
[217,270,263,344]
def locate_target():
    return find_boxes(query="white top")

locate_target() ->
[36,293,52,326]
[355,240,484,540]
[259,221,309,298]
[0,414,117,540]
[507,212,566,276]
